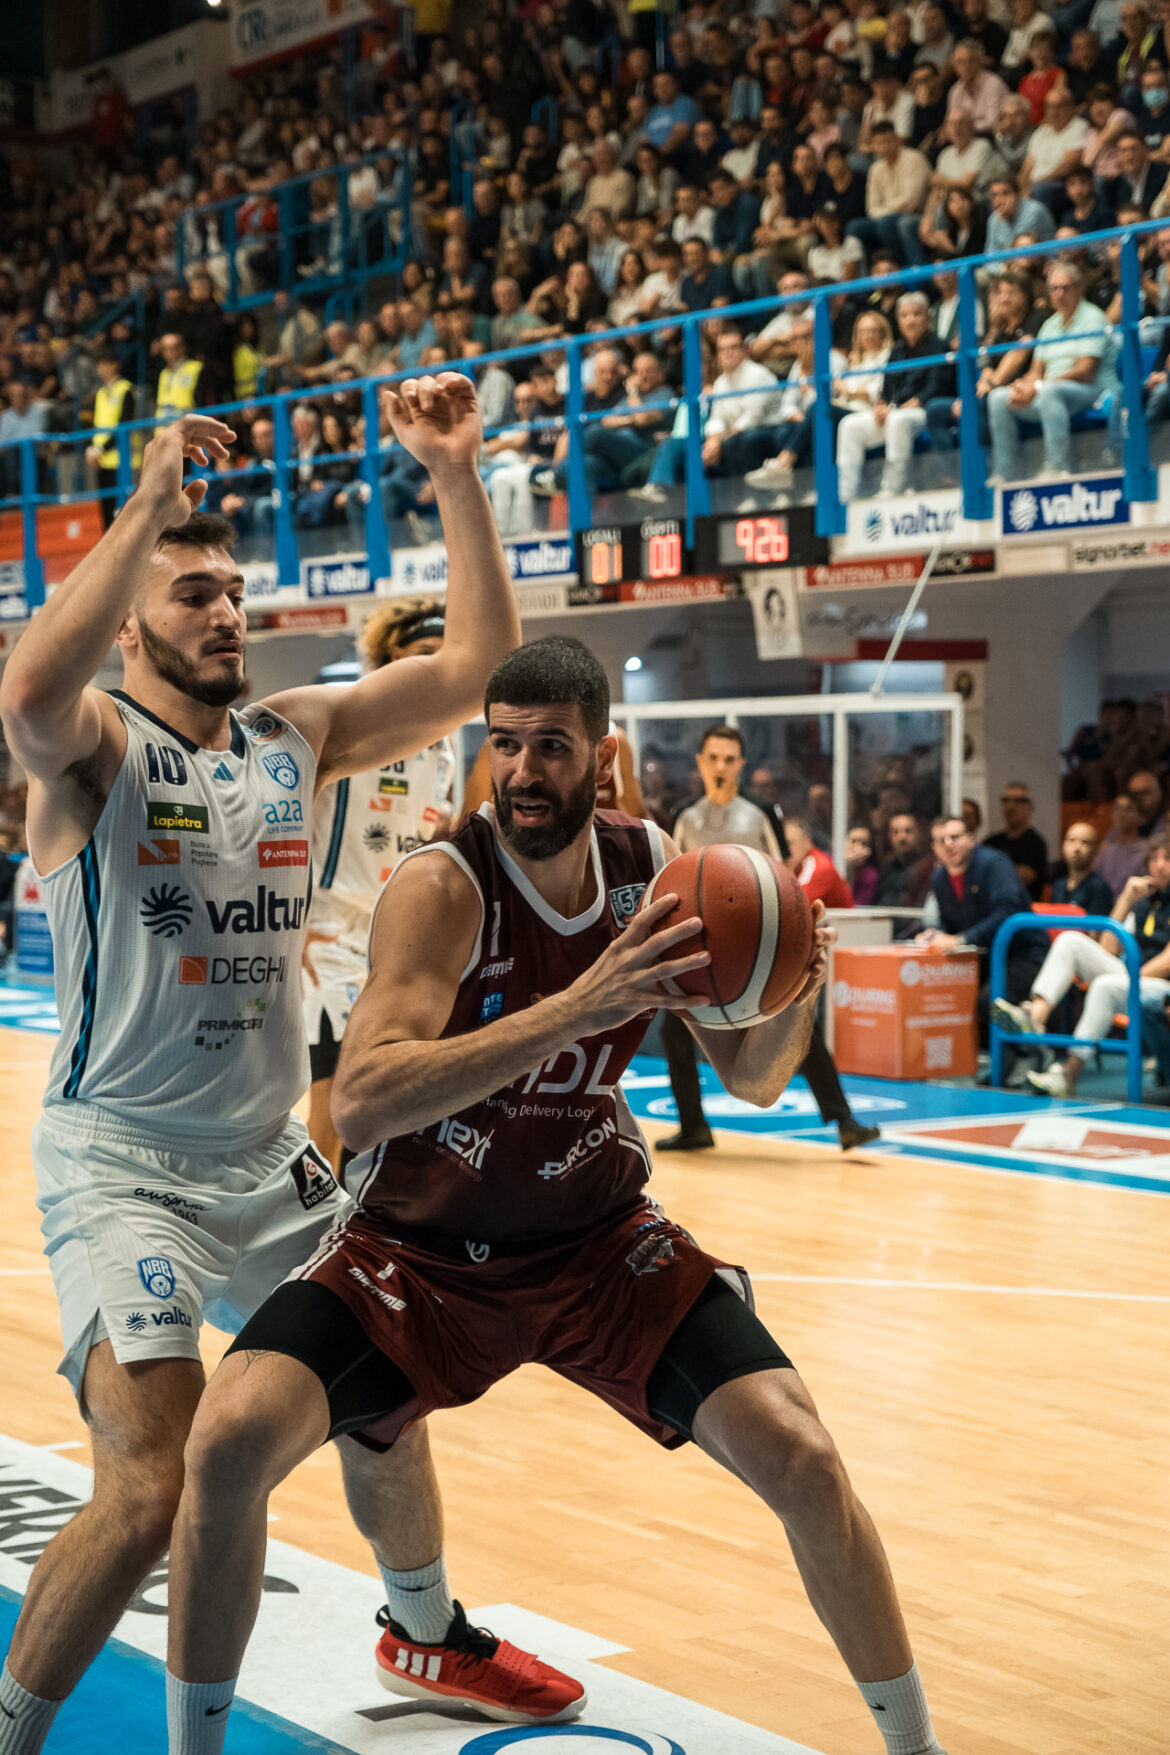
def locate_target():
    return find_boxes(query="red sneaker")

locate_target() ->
[374,1601,587,1723]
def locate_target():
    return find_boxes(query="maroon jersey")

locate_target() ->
[349,803,668,1248]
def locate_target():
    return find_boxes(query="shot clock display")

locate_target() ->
[638,518,685,579]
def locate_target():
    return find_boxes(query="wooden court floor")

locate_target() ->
[0,1028,1166,1755]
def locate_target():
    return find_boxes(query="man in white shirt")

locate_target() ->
[987,262,1118,478]
[848,124,933,260]
[1021,86,1089,210]
[750,270,813,368]
[859,65,917,149]
[671,183,716,246]
[701,327,784,477]
[933,110,1000,200]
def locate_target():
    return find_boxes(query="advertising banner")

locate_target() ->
[831,946,979,1079]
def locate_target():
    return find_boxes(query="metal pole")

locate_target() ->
[869,540,943,697]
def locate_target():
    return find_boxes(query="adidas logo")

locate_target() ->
[393,1648,442,1681]
[212,760,234,782]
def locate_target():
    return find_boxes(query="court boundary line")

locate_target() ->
[751,1274,1170,1301]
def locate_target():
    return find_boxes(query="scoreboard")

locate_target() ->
[574,509,827,592]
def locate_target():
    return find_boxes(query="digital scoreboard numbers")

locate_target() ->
[638,517,685,579]
[726,514,789,566]
[580,525,624,587]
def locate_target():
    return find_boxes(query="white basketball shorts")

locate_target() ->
[302,935,366,1049]
[33,1101,352,1397]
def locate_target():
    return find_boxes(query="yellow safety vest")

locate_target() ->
[92,378,143,469]
[156,357,202,421]
[233,342,263,401]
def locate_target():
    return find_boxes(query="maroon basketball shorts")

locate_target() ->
[244,1200,786,1451]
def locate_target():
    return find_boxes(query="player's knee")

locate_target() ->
[767,1424,850,1530]
[94,1457,185,1553]
[182,1396,288,1503]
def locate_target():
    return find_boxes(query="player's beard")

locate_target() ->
[137,616,248,708]
[495,761,597,861]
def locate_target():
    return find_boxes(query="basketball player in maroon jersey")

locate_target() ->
[164,639,949,1755]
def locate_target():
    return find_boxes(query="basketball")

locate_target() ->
[639,845,815,1030]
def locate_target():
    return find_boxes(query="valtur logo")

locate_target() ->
[1004,476,1128,534]
[1007,488,1039,533]
[863,507,884,544]
[139,883,193,938]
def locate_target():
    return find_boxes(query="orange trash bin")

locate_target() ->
[831,945,979,1080]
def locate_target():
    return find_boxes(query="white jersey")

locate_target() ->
[42,693,316,1146]
[307,737,455,953]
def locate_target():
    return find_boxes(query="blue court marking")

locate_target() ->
[622,1056,1170,1196]
[0,1584,353,1753]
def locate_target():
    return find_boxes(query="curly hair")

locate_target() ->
[358,596,445,671]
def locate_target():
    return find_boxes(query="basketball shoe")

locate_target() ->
[375,1601,587,1722]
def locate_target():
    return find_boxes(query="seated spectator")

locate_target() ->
[948,39,1011,132]
[987,262,1119,481]
[679,117,725,190]
[1048,821,1116,916]
[679,237,734,311]
[645,70,701,160]
[983,781,1049,900]
[822,142,869,227]
[585,208,625,294]
[833,310,895,419]
[708,168,761,270]
[700,328,785,478]
[836,291,944,499]
[916,814,1047,1039]
[633,144,680,230]
[639,239,689,318]
[537,347,672,495]
[207,415,276,541]
[1137,61,1170,151]
[986,174,1057,253]
[1097,791,1151,895]
[1139,315,1170,423]
[0,379,51,499]
[668,183,714,252]
[744,323,849,487]
[845,824,881,904]
[1005,0,1058,76]
[908,65,949,156]
[1108,0,1160,88]
[807,201,866,284]
[485,364,564,536]
[1105,125,1170,206]
[733,164,812,299]
[848,124,932,263]
[1018,24,1071,124]
[927,270,1039,458]
[1083,85,1142,183]
[607,249,649,327]
[993,95,1037,183]
[1127,768,1168,835]
[915,186,988,267]
[859,62,916,151]
[751,270,814,371]
[437,237,490,314]
[583,139,635,222]
[1022,87,1091,212]
[875,811,934,906]
[1057,164,1117,234]
[998,839,1170,1096]
[1065,27,1109,102]
[786,817,853,908]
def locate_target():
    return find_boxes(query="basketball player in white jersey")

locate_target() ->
[304,598,454,1172]
[0,385,581,1749]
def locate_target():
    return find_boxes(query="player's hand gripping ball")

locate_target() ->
[639,846,814,1029]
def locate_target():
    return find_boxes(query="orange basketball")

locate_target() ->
[639,846,815,1029]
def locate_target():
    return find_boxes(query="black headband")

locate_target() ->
[396,611,445,645]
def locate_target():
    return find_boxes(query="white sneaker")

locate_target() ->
[992,998,1038,1035]
[629,483,668,503]
[1027,1064,1069,1098]
[745,459,793,488]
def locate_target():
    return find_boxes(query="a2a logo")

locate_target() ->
[262,798,303,828]
[140,884,193,937]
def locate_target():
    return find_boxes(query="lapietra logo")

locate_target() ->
[140,884,193,937]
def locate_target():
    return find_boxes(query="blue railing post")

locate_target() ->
[361,381,391,584]
[226,205,239,311]
[682,319,710,548]
[957,262,993,521]
[115,427,134,516]
[990,913,1144,1103]
[812,295,845,536]
[271,399,299,590]
[19,441,44,610]
[1119,231,1157,502]
[565,342,591,535]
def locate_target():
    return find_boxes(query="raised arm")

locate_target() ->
[0,414,235,783]
[333,856,709,1153]
[267,374,522,787]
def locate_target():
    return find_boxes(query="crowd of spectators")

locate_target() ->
[6,0,1170,522]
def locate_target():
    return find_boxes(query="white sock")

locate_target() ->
[165,1669,237,1755]
[0,1666,63,1755]
[378,1553,455,1644]
[857,1662,946,1755]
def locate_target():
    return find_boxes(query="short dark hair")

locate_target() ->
[698,722,744,754]
[1147,832,1170,861]
[484,637,610,742]
[153,511,237,555]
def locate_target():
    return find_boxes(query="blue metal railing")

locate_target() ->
[174,148,412,314]
[989,914,1144,1103]
[3,217,1167,607]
